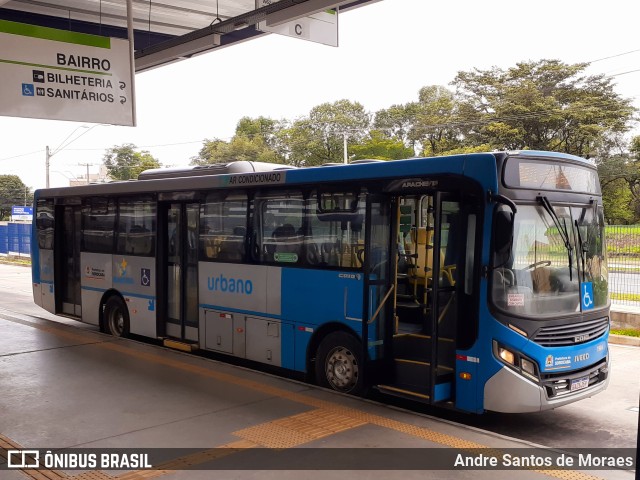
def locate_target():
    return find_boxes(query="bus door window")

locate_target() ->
[305,191,365,268]
[164,202,199,335]
[402,195,436,305]
[59,204,82,315]
[366,197,391,359]
[167,204,182,323]
[185,203,199,325]
[435,200,462,347]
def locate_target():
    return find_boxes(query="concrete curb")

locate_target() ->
[608,333,640,347]
[610,307,640,330]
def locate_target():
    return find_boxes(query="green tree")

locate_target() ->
[191,117,285,165]
[0,175,32,220]
[597,136,640,223]
[350,130,414,160]
[601,177,634,224]
[373,86,484,157]
[235,116,280,149]
[103,143,161,180]
[452,60,636,157]
[409,85,466,156]
[282,100,371,166]
[373,103,419,152]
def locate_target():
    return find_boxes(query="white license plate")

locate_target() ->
[570,376,589,392]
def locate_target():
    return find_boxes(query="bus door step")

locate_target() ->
[163,338,199,352]
[376,380,452,404]
[393,333,432,359]
[375,384,431,403]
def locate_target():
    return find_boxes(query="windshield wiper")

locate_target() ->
[574,200,597,280]
[574,219,587,279]
[537,196,574,281]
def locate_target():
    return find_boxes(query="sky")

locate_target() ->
[1,0,640,190]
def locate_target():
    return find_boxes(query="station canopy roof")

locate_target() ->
[0,0,377,72]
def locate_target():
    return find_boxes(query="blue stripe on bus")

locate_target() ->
[198,303,281,319]
[31,191,40,285]
[81,285,156,301]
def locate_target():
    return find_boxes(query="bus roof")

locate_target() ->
[35,150,589,199]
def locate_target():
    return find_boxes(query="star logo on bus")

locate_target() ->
[118,258,128,277]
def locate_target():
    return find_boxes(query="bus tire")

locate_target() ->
[315,331,364,395]
[104,296,130,338]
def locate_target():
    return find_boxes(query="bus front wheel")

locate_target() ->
[315,331,364,395]
[104,296,130,338]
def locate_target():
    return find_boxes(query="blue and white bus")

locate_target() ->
[31,151,610,413]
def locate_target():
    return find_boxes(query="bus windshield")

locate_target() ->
[491,202,608,316]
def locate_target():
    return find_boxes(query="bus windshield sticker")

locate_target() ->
[274,253,298,263]
[580,282,594,311]
[507,293,524,307]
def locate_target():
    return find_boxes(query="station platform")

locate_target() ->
[0,304,635,480]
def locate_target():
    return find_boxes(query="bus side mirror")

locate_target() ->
[493,210,514,254]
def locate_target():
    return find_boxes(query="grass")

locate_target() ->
[0,256,31,266]
[606,225,640,234]
[610,292,640,303]
[606,225,640,255]
[611,329,640,337]
[607,266,640,272]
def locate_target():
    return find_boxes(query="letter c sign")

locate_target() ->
[295,23,302,36]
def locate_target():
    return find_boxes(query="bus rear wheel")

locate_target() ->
[104,296,129,337]
[315,331,364,395]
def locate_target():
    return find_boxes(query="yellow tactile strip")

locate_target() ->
[0,313,607,480]
[234,408,367,449]
[0,432,68,480]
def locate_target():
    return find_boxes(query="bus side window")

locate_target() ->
[254,191,304,265]
[36,199,55,250]
[200,192,247,262]
[82,197,116,253]
[117,197,156,256]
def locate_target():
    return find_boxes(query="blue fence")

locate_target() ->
[0,222,31,257]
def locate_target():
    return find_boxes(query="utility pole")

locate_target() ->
[45,124,104,189]
[78,163,96,184]
[343,132,348,164]
[45,146,50,188]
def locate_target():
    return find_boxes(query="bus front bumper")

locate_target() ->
[483,361,609,413]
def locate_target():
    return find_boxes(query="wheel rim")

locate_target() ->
[325,346,358,391]
[108,308,124,336]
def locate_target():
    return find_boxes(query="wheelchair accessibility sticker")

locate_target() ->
[581,282,594,311]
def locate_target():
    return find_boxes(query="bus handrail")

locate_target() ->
[369,284,395,325]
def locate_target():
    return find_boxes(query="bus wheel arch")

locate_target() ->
[100,291,130,338]
[308,324,365,395]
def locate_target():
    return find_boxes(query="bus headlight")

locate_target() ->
[521,358,536,376]
[498,347,515,365]
[493,341,539,381]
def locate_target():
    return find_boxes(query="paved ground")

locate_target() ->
[0,264,637,480]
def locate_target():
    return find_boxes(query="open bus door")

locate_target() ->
[376,191,475,405]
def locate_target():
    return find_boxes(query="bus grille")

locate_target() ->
[533,317,609,346]
[541,359,608,399]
